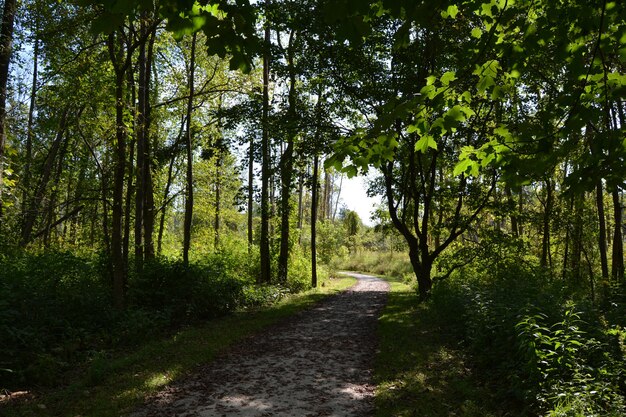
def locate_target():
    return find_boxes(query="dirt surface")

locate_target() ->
[130,273,389,417]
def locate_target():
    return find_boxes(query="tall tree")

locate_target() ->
[183,32,197,265]
[259,0,272,284]
[0,0,17,220]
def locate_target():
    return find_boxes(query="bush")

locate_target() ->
[430,255,626,416]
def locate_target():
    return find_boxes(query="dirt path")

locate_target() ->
[130,273,389,417]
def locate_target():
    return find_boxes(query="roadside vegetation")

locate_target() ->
[1,1,625,416]
[2,272,354,417]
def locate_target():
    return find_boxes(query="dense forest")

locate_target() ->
[1,0,626,416]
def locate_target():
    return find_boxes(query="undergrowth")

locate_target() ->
[0,246,327,391]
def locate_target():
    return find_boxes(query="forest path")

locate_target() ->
[130,273,389,417]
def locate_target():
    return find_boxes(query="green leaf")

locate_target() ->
[441,71,456,86]
[415,135,437,153]
[345,165,358,178]
[426,75,437,86]
[447,5,459,19]
[471,27,483,38]
[453,158,473,176]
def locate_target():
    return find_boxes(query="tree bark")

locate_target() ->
[22,33,38,221]
[142,27,157,261]
[20,108,70,246]
[597,181,609,279]
[183,32,197,265]
[248,133,254,253]
[612,186,624,281]
[278,30,297,284]
[311,154,319,288]
[540,178,553,268]
[259,4,272,284]
[0,0,17,220]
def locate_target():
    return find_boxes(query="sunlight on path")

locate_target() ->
[130,273,389,417]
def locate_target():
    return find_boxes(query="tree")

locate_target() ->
[0,0,17,221]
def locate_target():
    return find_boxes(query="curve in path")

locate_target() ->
[130,273,389,417]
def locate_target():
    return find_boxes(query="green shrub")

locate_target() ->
[431,254,626,416]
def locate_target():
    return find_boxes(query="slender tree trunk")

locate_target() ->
[45,132,70,246]
[518,186,524,236]
[311,154,319,288]
[332,174,343,221]
[107,30,132,309]
[563,193,574,280]
[571,192,584,282]
[112,68,128,309]
[183,32,197,265]
[123,139,135,267]
[157,148,176,256]
[597,181,609,279]
[142,28,157,260]
[278,30,297,284]
[541,178,553,268]
[123,68,136,269]
[612,187,624,281]
[20,108,69,246]
[214,139,222,250]
[134,23,146,269]
[505,185,518,236]
[259,6,272,284]
[0,0,17,221]
[22,33,38,221]
[248,133,254,253]
[297,170,304,241]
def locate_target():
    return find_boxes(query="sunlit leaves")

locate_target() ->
[77,0,259,73]
[415,135,437,153]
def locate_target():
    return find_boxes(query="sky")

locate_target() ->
[336,175,381,227]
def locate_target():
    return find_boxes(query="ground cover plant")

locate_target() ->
[1,271,353,416]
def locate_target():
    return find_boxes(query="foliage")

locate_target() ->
[0,248,321,390]
[2,275,356,417]
[375,275,507,416]
[430,251,626,416]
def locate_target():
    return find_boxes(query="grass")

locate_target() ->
[1,275,356,417]
[374,275,507,417]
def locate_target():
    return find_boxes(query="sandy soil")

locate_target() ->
[129,273,389,417]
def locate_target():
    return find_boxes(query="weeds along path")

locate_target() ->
[130,273,389,417]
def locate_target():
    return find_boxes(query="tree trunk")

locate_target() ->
[142,28,157,261]
[259,6,272,284]
[22,33,38,221]
[112,68,128,309]
[157,145,177,256]
[183,32,197,265]
[505,185,518,236]
[278,30,297,284]
[332,174,343,221]
[597,181,609,279]
[311,154,319,288]
[540,178,553,268]
[214,139,222,250]
[107,30,132,309]
[248,133,254,253]
[20,108,70,246]
[123,67,136,269]
[571,192,584,282]
[297,170,304,242]
[0,0,17,220]
[612,187,624,281]
[409,244,432,301]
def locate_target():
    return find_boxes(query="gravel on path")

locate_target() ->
[129,273,389,417]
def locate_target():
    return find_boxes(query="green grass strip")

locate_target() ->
[374,275,503,417]
[2,276,356,417]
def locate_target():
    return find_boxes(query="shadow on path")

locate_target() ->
[131,273,389,417]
